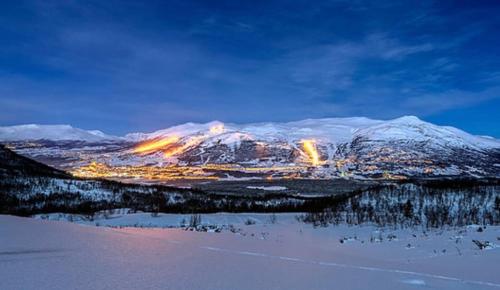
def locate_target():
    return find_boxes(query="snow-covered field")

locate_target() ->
[1,213,499,290]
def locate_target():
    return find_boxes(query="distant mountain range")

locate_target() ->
[1,116,499,179]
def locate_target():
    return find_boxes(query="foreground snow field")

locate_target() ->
[1,214,499,290]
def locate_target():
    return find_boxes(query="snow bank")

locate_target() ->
[2,214,500,290]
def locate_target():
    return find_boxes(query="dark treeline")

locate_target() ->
[0,174,309,216]
[2,174,499,229]
[301,181,499,228]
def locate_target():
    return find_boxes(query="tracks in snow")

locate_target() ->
[117,228,500,289]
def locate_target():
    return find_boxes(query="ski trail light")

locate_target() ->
[133,136,179,154]
[302,139,320,166]
[164,136,204,157]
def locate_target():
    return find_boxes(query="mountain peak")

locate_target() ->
[390,115,424,124]
[0,124,119,142]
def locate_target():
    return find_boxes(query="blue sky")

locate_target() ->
[0,0,499,136]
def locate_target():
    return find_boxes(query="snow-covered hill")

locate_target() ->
[2,117,497,148]
[123,116,498,148]
[1,116,499,179]
[0,124,120,142]
[354,116,499,149]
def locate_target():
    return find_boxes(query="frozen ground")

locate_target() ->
[1,214,500,290]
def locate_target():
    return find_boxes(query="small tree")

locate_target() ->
[403,199,413,219]
[189,214,202,228]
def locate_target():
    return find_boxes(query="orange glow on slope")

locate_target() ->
[209,123,225,134]
[302,139,320,166]
[133,136,179,154]
[164,136,204,157]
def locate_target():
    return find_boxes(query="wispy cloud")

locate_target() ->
[0,0,499,136]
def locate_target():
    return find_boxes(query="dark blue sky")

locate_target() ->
[1,0,499,136]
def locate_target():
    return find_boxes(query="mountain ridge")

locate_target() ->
[1,116,498,147]
[0,124,121,142]
[1,116,499,179]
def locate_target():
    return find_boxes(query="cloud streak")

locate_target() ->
[0,0,499,136]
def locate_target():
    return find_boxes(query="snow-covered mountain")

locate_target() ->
[125,116,498,149]
[1,116,499,179]
[0,124,120,142]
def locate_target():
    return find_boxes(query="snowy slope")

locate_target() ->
[1,117,498,148]
[125,116,499,149]
[119,116,499,175]
[2,215,500,290]
[125,121,226,141]
[126,117,382,144]
[355,116,499,149]
[0,124,120,141]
